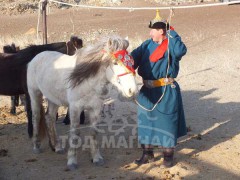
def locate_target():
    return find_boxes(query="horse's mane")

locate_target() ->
[69,35,129,88]
[0,36,83,70]
[0,42,66,69]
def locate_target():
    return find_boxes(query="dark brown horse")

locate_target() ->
[0,36,83,137]
[3,43,24,115]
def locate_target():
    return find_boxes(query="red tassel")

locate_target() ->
[149,39,168,62]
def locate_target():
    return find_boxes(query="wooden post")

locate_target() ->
[42,0,48,44]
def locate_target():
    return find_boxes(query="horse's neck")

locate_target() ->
[87,67,109,96]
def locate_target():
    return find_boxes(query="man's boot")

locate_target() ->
[160,148,174,168]
[134,144,154,165]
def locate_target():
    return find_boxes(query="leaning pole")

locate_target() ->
[41,0,48,44]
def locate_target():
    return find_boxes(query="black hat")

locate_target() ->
[149,21,167,29]
[149,10,168,29]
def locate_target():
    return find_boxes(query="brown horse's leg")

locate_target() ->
[25,93,33,138]
[10,96,18,115]
[19,95,25,106]
[63,109,85,125]
[63,110,70,125]
[80,111,85,124]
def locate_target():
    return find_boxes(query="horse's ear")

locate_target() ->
[108,37,112,47]
[125,36,129,41]
[123,38,129,49]
[70,36,77,45]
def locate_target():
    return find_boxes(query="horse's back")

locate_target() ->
[27,51,76,105]
[28,51,75,77]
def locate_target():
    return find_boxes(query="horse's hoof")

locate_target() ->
[67,163,78,170]
[33,148,42,154]
[92,158,105,166]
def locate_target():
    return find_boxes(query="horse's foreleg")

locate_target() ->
[67,107,81,170]
[90,126,104,166]
[89,109,104,166]
[45,101,63,153]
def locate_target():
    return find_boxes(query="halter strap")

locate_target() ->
[117,72,131,77]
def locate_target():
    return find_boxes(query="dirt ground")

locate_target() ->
[0,1,240,180]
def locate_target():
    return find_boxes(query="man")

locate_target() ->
[131,10,187,168]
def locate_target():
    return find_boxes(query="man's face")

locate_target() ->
[149,29,164,43]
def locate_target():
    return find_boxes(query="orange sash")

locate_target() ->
[149,39,168,63]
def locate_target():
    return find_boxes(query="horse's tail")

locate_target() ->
[39,104,47,140]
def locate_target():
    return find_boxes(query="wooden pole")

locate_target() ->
[42,0,48,44]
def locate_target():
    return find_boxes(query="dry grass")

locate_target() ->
[0,34,42,52]
[0,28,144,53]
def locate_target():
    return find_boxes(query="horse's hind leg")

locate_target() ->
[45,101,64,153]
[29,90,43,154]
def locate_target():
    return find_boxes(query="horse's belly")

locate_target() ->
[40,82,68,106]
[0,70,25,96]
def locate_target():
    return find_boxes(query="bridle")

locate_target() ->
[113,58,135,78]
[104,49,136,82]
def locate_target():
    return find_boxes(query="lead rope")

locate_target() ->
[134,8,174,112]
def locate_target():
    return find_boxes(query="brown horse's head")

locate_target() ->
[66,36,83,55]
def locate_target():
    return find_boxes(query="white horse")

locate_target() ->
[27,35,138,170]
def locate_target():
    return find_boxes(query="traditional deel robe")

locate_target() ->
[131,30,187,147]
